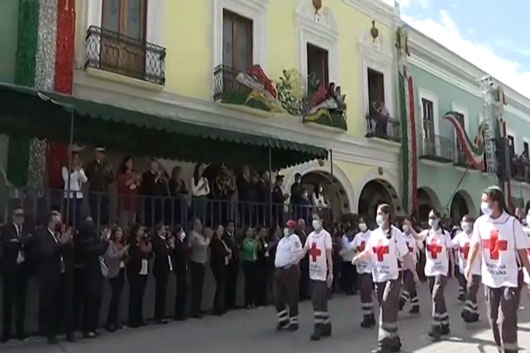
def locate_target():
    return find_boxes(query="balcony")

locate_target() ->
[365,116,401,142]
[512,157,530,183]
[213,65,251,104]
[419,134,454,163]
[85,26,166,85]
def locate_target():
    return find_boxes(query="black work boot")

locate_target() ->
[409,305,420,314]
[428,325,442,341]
[310,324,322,341]
[441,324,450,336]
[276,320,289,331]
[361,315,375,328]
[321,323,332,337]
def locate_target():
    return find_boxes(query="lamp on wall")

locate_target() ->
[370,20,379,41]
[312,0,322,14]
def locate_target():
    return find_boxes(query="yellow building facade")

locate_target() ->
[72,0,405,221]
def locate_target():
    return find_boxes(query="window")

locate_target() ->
[368,68,385,113]
[100,0,148,78]
[223,10,253,71]
[422,99,434,138]
[307,44,329,87]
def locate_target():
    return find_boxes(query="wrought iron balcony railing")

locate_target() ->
[419,133,454,163]
[512,157,530,183]
[213,65,251,103]
[365,116,401,142]
[85,26,166,85]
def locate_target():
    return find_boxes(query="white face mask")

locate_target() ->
[428,218,439,228]
[402,225,409,233]
[283,228,290,237]
[481,202,493,216]
[461,222,472,233]
[312,220,322,230]
[179,231,186,242]
[376,215,384,227]
[359,223,367,232]
[526,216,530,225]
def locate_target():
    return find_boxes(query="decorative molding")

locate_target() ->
[340,0,395,27]
[296,0,339,83]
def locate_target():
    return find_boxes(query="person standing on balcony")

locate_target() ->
[290,173,303,207]
[1,207,34,343]
[85,147,113,226]
[237,165,252,226]
[312,183,328,211]
[192,164,210,225]
[258,171,272,226]
[466,186,530,353]
[142,159,169,229]
[117,157,141,230]
[189,220,211,318]
[62,151,88,229]
[272,175,289,228]
[169,166,188,226]
[248,172,261,226]
[212,165,236,226]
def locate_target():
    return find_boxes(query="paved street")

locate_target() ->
[2,279,529,353]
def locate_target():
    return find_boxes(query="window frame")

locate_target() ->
[306,43,329,87]
[101,0,148,40]
[222,9,254,71]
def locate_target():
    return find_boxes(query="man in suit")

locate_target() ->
[1,207,34,342]
[223,221,239,310]
[142,159,169,228]
[152,224,174,324]
[272,175,289,227]
[36,210,75,344]
[173,226,189,321]
[85,146,113,226]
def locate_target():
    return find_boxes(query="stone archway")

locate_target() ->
[416,187,442,223]
[358,179,400,227]
[450,190,476,223]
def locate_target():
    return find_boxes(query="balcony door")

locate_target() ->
[101,0,147,79]
[422,98,435,155]
[223,10,253,72]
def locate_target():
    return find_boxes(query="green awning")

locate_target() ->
[0,82,327,169]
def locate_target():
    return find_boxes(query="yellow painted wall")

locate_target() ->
[164,0,395,138]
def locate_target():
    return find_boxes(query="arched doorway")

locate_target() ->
[416,187,441,224]
[301,171,349,221]
[358,179,399,227]
[450,191,472,224]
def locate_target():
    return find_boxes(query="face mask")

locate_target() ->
[428,218,439,228]
[312,220,322,230]
[179,231,186,242]
[525,216,530,225]
[376,215,384,227]
[481,202,493,216]
[359,223,367,232]
[402,225,409,233]
[461,222,471,233]
[283,228,290,237]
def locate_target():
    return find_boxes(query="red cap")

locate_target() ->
[286,220,297,229]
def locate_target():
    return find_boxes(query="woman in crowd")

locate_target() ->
[169,166,188,225]
[173,225,189,321]
[62,151,88,228]
[189,219,210,318]
[210,224,231,315]
[116,156,141,229]
[103,225,128,332]
[466,186,530,353]
[127,224,152,328]
[191,164,210,223]
[256,227,270,306]
[311,183,328,209]
[241,227,259,309]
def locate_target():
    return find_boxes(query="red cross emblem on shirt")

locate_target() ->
[461,243,470,260]
[309,242,322,262]
[482,229,508,260]
[358,241,366,252]
[427,240,443,259]
[372,240,389,262]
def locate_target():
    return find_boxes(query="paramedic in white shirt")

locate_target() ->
[466,186,530,353]
[399,220,422,315]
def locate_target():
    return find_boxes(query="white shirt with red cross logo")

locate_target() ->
[353,230,372,274]
[522,226,530,285]
[366,226,409,283]
[305,229,332,281]
[452,231,481,276]
[418,228,452,277]
[471,213,529,288]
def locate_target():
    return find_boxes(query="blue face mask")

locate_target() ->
[428,218,439,228]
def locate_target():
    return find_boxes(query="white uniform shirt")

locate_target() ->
[274,234,302,268]
[471,213,529,288]
[305,229,332,281]
[418,228,452,277]
[366,226,409,283]
[341,234,356,262]
[452,231,481,276]
[522,226,530,285]
[352,230,372,274]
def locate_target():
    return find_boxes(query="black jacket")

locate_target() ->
[80,235,109,295]
[172,239,189,275]
[236,176,251,202]
[222,231,238,263]
[210,236,229,270]
[152,235,172,277]
[127,239,151,276]
[85,159,113,192]
[0,223,34,276]
[142,171,169,197]
[35,228,74,286]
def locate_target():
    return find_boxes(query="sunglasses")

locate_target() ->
[14,213,24,217]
